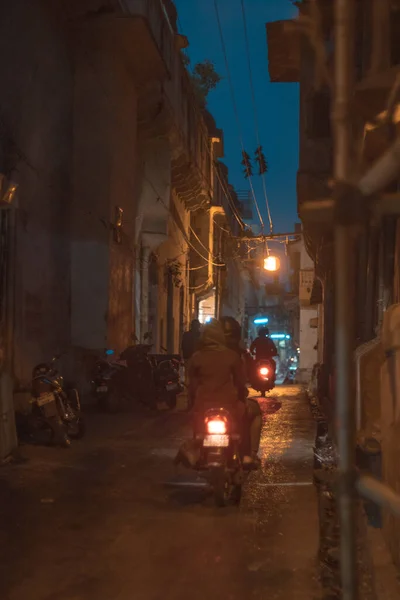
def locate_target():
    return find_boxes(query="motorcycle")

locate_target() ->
[91,349,127,412]
[100,344,183,413]
[175,406,249,507]
[250,357,276,397]
[30,355,85,445]
[151,354,183,409]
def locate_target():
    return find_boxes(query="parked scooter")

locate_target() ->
[151,354,182,408]
[30,355,85,446]
[249,357,276,397]
[97,342,183,413]
[91,349,127,412]
[175,406,250,507]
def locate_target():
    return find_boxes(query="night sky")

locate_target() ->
[174,0,299,234]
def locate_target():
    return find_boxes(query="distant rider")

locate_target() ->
[219,316,262,466]
[250,327,278,361]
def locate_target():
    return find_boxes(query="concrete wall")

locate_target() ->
[299,308,318,373]
[298,236,318,380]
[71,25,137,360]
[155,193,190,354]
[0,0,73,384]
[220,259,245,325]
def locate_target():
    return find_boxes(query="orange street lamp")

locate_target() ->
[263,255,280,272]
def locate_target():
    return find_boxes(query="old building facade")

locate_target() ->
[267,0,400,570]
[0,0,248,459]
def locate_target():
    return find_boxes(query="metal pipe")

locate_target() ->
[333,0,357,598]
[300,193,400,223]
[354,337,380,431]
[359,137,400,196]
[357,475,400,517]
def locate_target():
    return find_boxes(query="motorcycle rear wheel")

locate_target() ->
[212,469,240,508]
[67,416,86,439]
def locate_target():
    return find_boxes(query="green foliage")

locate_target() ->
[181,54,222,108]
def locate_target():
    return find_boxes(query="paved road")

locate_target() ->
[0,386,319,600]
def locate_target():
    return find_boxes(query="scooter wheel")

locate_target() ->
[231,484,242,505]
[212,470,233,508]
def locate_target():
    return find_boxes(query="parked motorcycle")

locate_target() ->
[151,354,182,408]
[175,406,249,507]
[30,355,85,445]
[91,349,127,412]
[250,357,276,397]
[99,344,183,413]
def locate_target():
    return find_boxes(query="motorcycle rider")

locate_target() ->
[219,316,262,465]
[188,319,260,465]
[250,327,278,362]
[219,316,253,375]
[181,319,202,394]
[182,319,201,362]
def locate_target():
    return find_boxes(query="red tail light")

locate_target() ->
[259,367,269,376]
[206,418,227,435]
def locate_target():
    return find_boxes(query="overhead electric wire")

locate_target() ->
[213,0,265,231]
[240,0,274,233]
[144,175,226,267]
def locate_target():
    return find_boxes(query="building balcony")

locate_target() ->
[73,1,212,208]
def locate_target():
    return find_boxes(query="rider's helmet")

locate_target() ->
[258,327,270,337]
[220,316,242,351]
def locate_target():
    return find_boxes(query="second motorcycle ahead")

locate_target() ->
[92,342,182,413]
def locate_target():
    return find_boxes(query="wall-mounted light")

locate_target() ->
[0,174,18,205]
[114,206,124,244]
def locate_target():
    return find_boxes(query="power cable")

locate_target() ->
[213,0,264,231]
[240,0,273,233]
[144,175,226,267]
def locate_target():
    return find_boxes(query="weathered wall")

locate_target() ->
[0,0,72,384]
[299,308,318,372]
[220,258,245,325]
[71,24,137,359]
[135,135,173,343]
[155,193,190,354]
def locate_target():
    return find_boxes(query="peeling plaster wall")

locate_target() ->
[0,0,72,384]
[155,193,190,354]
[135,136,173,344]
[71,27,137,360]
[220,259,246,325]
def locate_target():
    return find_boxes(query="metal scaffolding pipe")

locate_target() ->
[357,475,400,517]
[333,0,357,598]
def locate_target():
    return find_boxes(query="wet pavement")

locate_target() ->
[0,385,319,600]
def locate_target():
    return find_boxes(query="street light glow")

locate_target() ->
[263,255,280,272]
[254,317,269,324]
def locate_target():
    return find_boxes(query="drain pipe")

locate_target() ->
[354,337,381,431]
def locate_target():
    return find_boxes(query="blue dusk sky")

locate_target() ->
[174,0,299,234]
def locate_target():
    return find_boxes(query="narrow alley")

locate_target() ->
[0,386,319,600]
